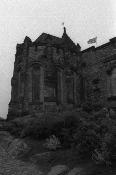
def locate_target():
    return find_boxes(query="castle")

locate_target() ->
[7,28,116,119]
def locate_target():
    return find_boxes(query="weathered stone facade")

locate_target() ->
[81,37,116,110]
[8,28,81,119]
[8,27,116,119]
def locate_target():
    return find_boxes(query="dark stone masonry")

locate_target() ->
[7,28,116,119]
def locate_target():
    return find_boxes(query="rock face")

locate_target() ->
[0,131,14,150]
[30,152,51,163]
[0,145,43,175]
[7,138,30,158]
[47,165,69,175]
[67,167,84,175]
[0,131,43,174]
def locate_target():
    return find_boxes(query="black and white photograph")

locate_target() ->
[0,0,116,174]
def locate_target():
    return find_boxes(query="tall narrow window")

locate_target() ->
[32,65,40,101]
[107,68,116,98]
[65,70,74,104]
[44,68,57,102]
[66,77,74,104]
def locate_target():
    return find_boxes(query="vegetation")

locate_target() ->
[2,108,116,165]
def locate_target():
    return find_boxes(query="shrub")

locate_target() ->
[20,119,51,139]
[20,115,64,139]
[58,111,115,163]
[72,121,101,157]
[6,109,115,165]
[43,135,61,150]
[51,115,81,148]
[3,120,24,137]
[58,128,74,148]
[81,102,93,113]
[63,115,80,128]
[51,121,64,137]
[99,119,116,162]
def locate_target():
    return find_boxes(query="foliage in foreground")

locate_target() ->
[3,109,116,164]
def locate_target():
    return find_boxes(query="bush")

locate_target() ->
[6,109,115,165]
[51,115,81,148]
[82,102,93,113]
[95,119,116,164]
[72,120,101,157]
[20,115,64,139]
[56,110,116,164]
[3,120,24,137]
[43,135,61,150]
[20,119,51,139]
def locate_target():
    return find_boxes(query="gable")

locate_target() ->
[34,33,62,45]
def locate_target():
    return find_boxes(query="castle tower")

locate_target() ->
[7,29,81,120]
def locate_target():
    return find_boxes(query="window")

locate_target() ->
[107,68,116,98]
[65,69,74,104]
[32,66,40,101]
[44,69,57,102]
[66,77,74,104]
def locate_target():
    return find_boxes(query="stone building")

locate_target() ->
[7,27,116,119]
[81,37,116,110]
[8,28,81,119]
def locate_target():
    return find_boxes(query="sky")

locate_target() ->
[0,0,116,118]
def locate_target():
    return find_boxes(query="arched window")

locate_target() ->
[65,69,74,104]
[107,68,116,97]
[32,65,40,101]
[44,68,57,102]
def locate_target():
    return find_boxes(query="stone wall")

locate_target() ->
[81,37,116,109]
[8,32,116,119]
[8,32,80,119]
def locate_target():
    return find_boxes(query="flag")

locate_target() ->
[87,37,97,44]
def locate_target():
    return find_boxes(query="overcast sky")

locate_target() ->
[0,0,116,118]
